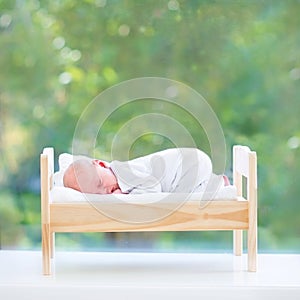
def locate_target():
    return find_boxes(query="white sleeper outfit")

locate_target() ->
[110,148,213,194]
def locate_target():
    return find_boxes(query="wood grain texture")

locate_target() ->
[41,223,51,275]
[50,200,249,232]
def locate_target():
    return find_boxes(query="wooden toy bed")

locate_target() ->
[40,145,257,275]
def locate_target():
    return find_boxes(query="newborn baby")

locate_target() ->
[63,148,230,194]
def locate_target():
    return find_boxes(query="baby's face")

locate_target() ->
[89,161,119,194]
[64,160,119,194]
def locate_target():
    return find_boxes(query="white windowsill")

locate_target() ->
[0,251,299,299]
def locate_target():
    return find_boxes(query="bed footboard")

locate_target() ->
[233,145,257,271]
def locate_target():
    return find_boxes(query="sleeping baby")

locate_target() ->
[63,147,230,194]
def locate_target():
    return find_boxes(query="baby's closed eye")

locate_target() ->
[97,178,103,188]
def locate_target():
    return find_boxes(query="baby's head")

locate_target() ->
[63,158,119,194]
[63,159,97,193]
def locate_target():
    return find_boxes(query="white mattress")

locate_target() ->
[50,185,237,204]
[52,154,237,204]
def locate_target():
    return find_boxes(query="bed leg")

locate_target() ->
[248,220,257,271]
[248,207,257,271]
[42,223,51,275]
[233,230,243,256]
[247,151,257,272]
[50,232,55,259]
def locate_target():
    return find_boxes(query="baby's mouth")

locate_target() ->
[110,185,118,194]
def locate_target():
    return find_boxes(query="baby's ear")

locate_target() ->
[93,160,107,168]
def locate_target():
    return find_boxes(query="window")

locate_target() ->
[1,0,299,254]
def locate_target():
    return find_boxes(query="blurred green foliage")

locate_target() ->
[0,0,299,252]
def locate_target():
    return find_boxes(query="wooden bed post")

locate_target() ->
[233,145,257,271]
[248,151,257,272]
[40,148,54,275]
[233,146,243,256]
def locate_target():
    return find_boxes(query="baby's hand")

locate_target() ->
[112,188,123,194]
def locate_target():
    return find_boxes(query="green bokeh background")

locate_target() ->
[0,0,299,252]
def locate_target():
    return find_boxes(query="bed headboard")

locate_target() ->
[40,147,54,224]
